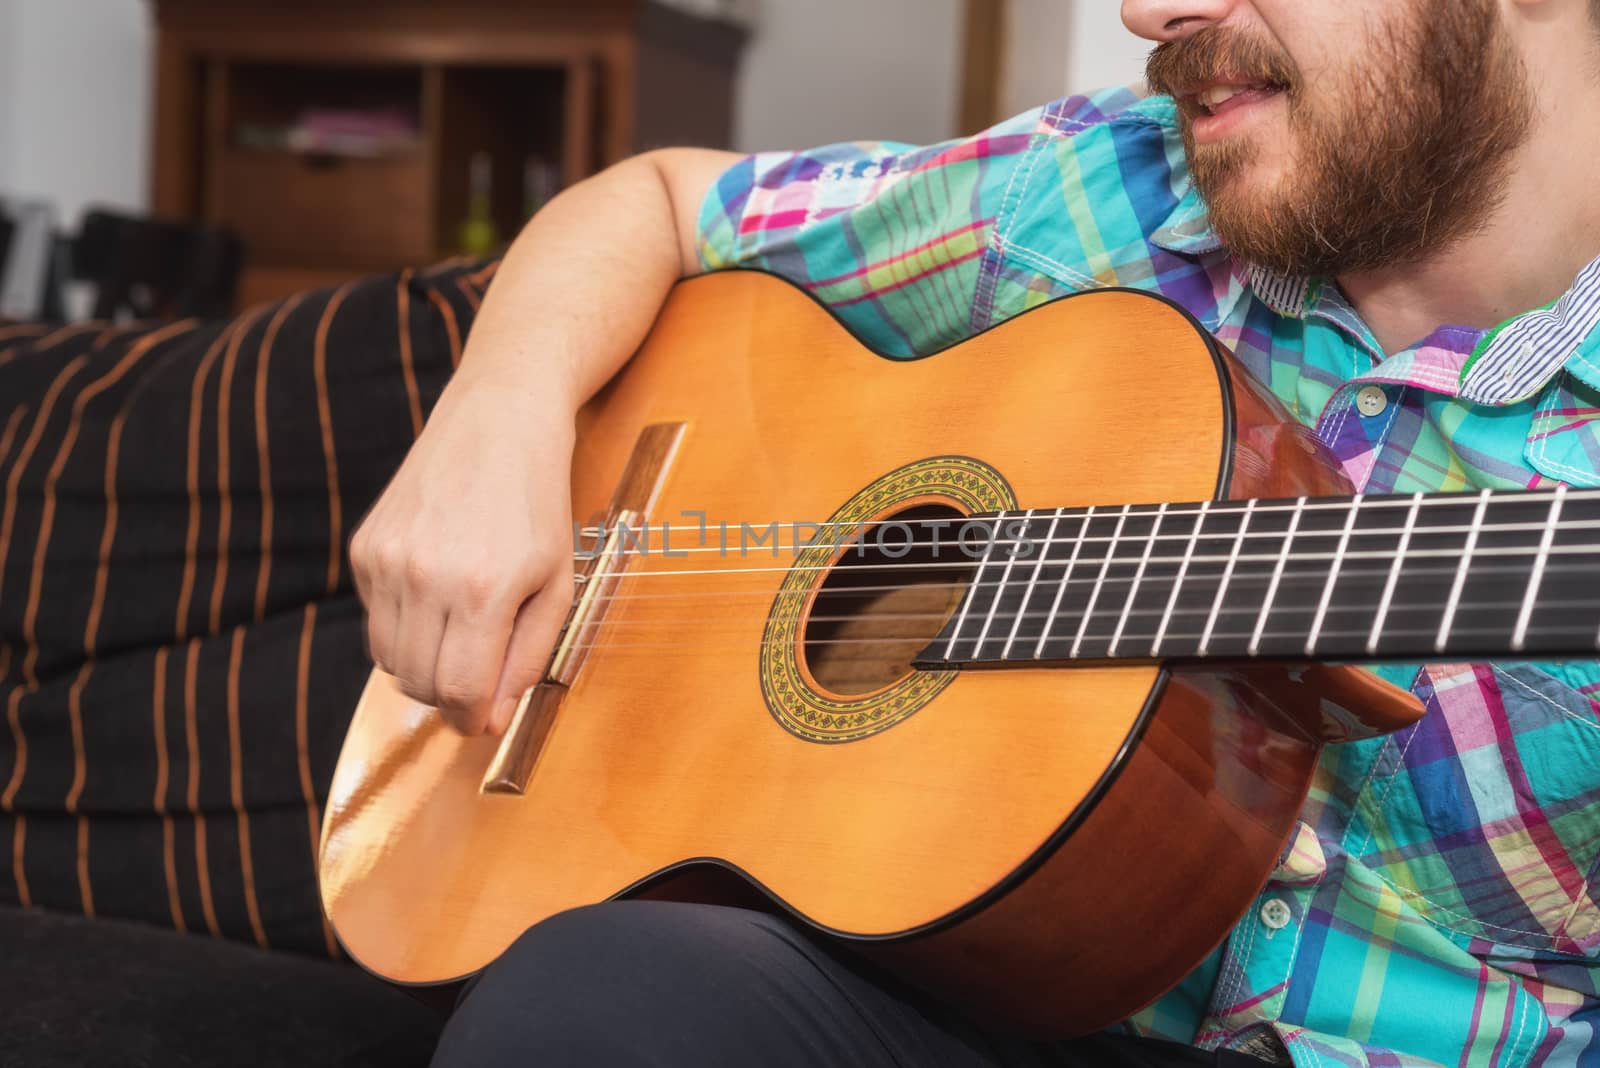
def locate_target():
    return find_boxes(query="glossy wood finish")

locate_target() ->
[319,273,1423,1035]
[856,356,1424,1034]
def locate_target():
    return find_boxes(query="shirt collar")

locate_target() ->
[1457,255,1600,403]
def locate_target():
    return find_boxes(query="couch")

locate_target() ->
[0,260,498,1065]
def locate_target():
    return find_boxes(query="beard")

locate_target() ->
[1144,1,1533,278]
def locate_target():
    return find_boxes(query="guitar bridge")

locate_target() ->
[481,422,687,795]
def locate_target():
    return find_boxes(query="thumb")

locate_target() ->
[488,575,575,734]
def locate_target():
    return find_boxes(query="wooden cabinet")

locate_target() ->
[150,0,747,309]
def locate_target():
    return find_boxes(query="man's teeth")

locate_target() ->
[1197,83,1269,109]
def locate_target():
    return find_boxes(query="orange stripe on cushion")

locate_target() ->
[455,274,481,315]
[252,293,308,622]
[396,271,424,437]
[183,638,222,938]
[227,625,269,948]
[178,318,254,642]
[4,326,195,913]
[152,646,188,932]
[296,602,341,959]
[11,811,28,907]
[314,283,355,595]
[425,288,464,369]
[2,687,23,813]
[0,410,22,693]
[0,323,53,344]
[64,663,91,813]
[209,310,264,635]
[0,356,91,638]
[78,322,200,656]
[76,815,93,918]
[26,322,99,352]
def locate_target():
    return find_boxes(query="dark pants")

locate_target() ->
[432,902,1263,1067]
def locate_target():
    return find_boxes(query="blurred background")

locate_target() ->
[0,0,1151,322]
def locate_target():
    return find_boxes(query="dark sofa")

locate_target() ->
[0,260,497,1065]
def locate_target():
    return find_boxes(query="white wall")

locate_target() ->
[0,0,153,228]
[1000,0,1072,120]
[0,2,17,187]
[733,0,964,152]
[1065,0,1151,95]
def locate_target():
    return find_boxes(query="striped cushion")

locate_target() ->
[0,259,495,956]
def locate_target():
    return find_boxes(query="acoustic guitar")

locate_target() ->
[319,270,1600,1037]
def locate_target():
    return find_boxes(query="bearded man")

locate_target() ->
[350,1,1600,1064]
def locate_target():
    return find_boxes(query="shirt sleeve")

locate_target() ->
[695,106,1047,359]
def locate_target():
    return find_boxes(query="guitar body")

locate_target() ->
[320,271,1421,1036]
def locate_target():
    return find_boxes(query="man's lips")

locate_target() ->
[1168,79,1288,145]
[1177,80,1288,118]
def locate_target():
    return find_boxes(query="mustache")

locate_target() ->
[1145,25,1298,100]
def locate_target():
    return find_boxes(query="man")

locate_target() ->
[350,0,1600,1064]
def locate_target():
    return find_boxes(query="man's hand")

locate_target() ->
[351,368,576,736]
[347,147,736,736]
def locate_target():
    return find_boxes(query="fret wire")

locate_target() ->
[942,512,1003,660]
[1200,500,1256,656]
[1365,493,1424,655]
[1306,493,1363,657]
[969,510,1026,660]
[1071,505,1132,660]
[1436,488,1493,654]
[1513,485,1567,653]
[1003,507,1063,660]
[1152,501,1209,657]
[1110,503,1168,657]
[1035,507,1095,660]
[1250,496,1306,657]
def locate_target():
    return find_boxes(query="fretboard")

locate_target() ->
[916,488,1600,668]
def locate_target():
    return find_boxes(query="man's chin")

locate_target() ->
[1186,145,1292,222]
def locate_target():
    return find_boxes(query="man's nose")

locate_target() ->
[1121,0,1238,42]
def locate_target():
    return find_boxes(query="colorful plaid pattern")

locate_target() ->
[698,88,1600,1066]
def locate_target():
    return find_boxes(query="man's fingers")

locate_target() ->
[490,576,575,734]
[432,605,520,736]
[390,595,448,710]
[365,583,403,675]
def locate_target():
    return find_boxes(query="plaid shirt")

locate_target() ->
[697,87,1600,1067]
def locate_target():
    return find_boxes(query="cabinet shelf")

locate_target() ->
[152,0,748,309]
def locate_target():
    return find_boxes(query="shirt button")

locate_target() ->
[1260,898,1293,930]
[1356,386,1389,418]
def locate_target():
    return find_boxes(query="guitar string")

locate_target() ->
[579,556,1600,609]
[570,486,1599,550]
[558,618,1600,655]
[578,592,1600,630]
[553,562,1600,653]
[577,514,1596,559]
[571,539,1600,581]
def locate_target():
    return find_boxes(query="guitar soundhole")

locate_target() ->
[803,504,975,697]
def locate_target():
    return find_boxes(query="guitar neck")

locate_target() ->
[921,487,1600,667]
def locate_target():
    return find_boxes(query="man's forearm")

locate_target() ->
[452,148,740,417]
